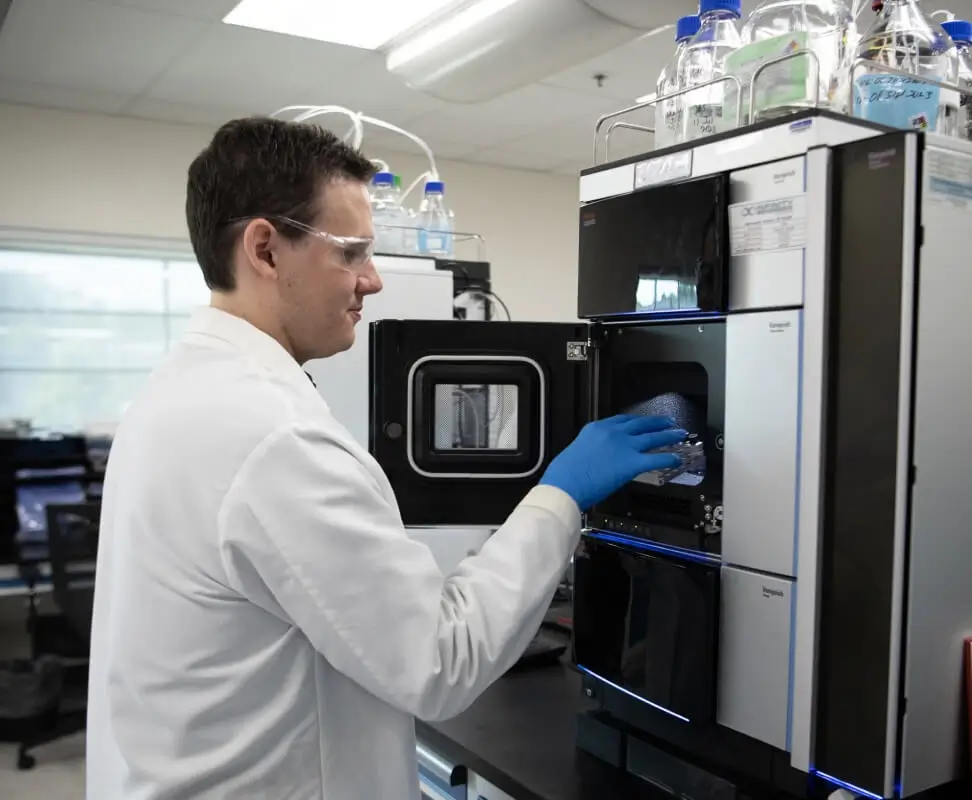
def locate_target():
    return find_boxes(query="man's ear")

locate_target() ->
[241,218,279,280]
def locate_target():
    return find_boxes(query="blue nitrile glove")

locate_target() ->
[539,415,687,511]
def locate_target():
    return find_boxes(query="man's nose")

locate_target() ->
[359,260,383,295]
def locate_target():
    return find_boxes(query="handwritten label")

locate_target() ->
[853,74,941,131]
[635,150,694,189]
[729,194,808,256]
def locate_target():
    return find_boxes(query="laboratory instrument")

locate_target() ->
[368,109,972,800]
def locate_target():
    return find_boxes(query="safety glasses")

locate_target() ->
[230,214,376,270]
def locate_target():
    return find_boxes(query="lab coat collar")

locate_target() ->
[183,306,308,385]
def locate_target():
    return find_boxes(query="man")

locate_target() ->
[86,117,686,799]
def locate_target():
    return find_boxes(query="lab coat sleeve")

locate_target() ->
[218,424,580,722]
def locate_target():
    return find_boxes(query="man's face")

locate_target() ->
[275,179,382,362]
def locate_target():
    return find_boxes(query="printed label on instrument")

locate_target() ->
[927,148,972,209]
[635,150,693,189]
[729,194,807,256]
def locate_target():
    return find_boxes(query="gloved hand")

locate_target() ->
[539,415,687,511]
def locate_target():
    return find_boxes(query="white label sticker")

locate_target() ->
[634,150,693,189]
[729,194,808,256]
[927,148,972,209]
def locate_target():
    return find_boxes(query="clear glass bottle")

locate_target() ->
[655,15,701,149]
[942,19,972,139]
[730,0,855,123]
[392,174,420,255]
[677,0,744,142]
[853,0,959,134]
[369,172,404,255]
[417,181,454,258]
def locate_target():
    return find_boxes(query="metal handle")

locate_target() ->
[747,48,823,122]
[592,74,744,165]
[604,122,655,161]
[419,777,456,800]
[416,742,466,787]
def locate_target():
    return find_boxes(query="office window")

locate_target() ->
[0,247,209,432]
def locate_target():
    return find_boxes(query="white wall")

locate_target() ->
[0,103,580,322]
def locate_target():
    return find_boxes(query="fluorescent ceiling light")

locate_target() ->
[223,0,461,50]
[386,0,523,70]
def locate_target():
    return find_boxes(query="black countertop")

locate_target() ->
[416,649,667,800]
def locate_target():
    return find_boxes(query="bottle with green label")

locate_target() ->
[726,0,855,125]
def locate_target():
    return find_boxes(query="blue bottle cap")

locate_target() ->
[373,171,394,185]
[425,181,444,193]
[698,0,742,18]
[676,15,701,42]
[942,20,972,43]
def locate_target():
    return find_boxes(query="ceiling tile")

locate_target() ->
[125,97,251,128]
[145,24,371,113]
[552,160,587,177]
[498,114,600,159]
[358,126,476,167]
[493,103,656,167]
[99,0,240,20]
[543,27,675,103]
[0,79,131,114]
[403,84,621,149]
[463,148,567,173]
[295,52,448,122]
[0,0,210,95]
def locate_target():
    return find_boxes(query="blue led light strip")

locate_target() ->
[576,665,690,723]
[602,309,725,322]
[584,529,720,566]
[813,770,886,800]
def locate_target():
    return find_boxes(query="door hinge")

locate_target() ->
[566,341,588,361]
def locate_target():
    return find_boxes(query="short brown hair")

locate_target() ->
[186,117,376,291]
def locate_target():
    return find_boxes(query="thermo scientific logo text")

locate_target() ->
[741,199,793,217]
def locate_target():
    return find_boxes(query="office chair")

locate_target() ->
[13,502,98,770]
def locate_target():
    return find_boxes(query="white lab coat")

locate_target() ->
[86,307,580,800]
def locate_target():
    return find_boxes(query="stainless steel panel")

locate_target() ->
[716,566,793,750]
[790,147,832,774]
[900,141,972,795]
[722,309,801,577]
[728,157,806,311]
